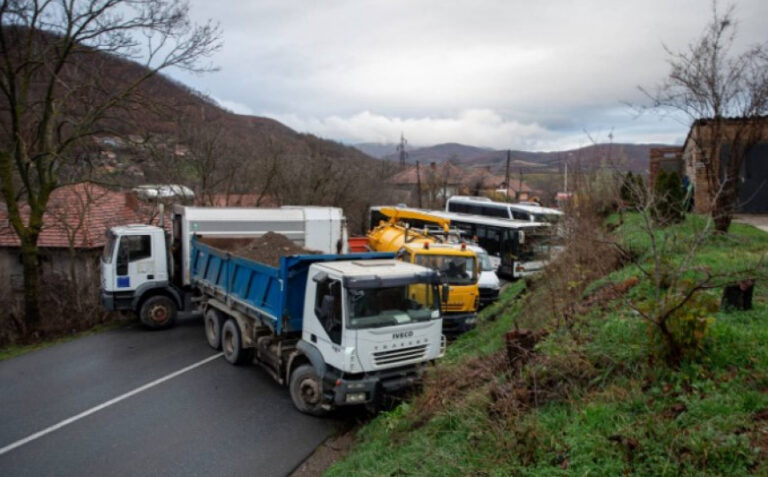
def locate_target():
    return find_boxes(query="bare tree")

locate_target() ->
[45,182,109,313]
[639,2,768,232]
[0,0,221,328]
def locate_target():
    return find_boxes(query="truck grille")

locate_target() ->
[442,302,464,312]
[373,344,427,366]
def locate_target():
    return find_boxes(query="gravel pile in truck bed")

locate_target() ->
[198,232,320,267]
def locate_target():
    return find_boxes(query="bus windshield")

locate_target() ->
[347,284,440,329]
[414,254,476,285]
[477,251,495,271]
[519,232,561,261]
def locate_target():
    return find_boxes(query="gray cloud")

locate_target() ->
[172,0,768,150]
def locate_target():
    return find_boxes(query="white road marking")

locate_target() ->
[0,352,224,456]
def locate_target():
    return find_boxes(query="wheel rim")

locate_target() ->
[298,375,321,406]
[149,304,168,323]
[223,328,235,356]
[206,316,217,342]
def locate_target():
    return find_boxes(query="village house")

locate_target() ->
[388,162,467,208]
[681,117,768,214]
[0,183,159,295]
[495,178,536,202]
[388,162,536,208]
[649,146,685,187]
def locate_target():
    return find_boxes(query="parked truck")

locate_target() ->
[102,205,446,414]
[367,207,480,336]
[190,237,445,414]
[101,205,348,328]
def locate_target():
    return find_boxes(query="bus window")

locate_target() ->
[485,227,501,256]
[466,204,482,215]
[481,205,506,218]
[512,210,530,221]
[500,229,518,268]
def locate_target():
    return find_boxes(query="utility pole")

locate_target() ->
[564,161,568,193]
[416,160,423,208]
[518,167,524,201]
[397,133,408,169]
[504,150,511,198]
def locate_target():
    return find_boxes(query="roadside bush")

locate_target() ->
[0,258,113,347]
[620,171,646,210]
[652,170,685,225]
[638,290,719,364]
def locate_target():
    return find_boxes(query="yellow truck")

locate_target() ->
[367,208,479,336]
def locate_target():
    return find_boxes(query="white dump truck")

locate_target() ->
[100,204,446,414]
[100,205,348,328]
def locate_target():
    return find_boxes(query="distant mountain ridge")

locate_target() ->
[353,142,677,173]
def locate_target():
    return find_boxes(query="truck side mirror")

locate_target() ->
[441,285,450,304]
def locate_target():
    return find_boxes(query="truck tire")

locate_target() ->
[139,295,177,329]
[204,308,223,350]
[289,364,328,416]
[221,319,251,365]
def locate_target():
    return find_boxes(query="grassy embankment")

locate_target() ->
[329,214,768,476]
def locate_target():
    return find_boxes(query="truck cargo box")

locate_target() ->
[190,237,393,335]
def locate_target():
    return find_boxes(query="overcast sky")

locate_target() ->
[171,0,768,151]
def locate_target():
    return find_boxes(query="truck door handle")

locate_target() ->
[311,334,317,343]
[147,274,154,280]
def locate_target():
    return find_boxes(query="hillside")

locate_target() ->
[328,214,768,475]
[359,142,676,174]
[1,26,389,232]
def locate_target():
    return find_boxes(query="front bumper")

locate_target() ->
[100,290,134,312]
[479,287,500,307]
[324,364,427,406]
[441,312,477,337]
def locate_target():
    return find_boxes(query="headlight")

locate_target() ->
[345,392,367,403]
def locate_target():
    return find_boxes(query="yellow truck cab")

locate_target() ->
[367,219,480,336]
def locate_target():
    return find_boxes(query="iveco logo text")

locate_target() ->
[393,331,414,339]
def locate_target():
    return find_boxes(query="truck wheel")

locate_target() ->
[139,295,177,329]
[204,308,223,350]
[221,319,251,365]
[289,364,328,416]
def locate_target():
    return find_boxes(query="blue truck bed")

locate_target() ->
[190,237,392,335]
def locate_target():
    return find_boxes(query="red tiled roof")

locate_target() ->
[0,182,149,249]
[498,178,533,193]
[205,193,279,207]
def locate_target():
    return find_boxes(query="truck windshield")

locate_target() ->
[102,232,117,263]
[414,254,476,285]
[347,284,439,329]
[477,251,495,272]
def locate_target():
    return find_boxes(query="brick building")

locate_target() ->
[649,147,684,186]
[682,117,768,214]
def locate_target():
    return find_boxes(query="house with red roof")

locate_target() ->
[0,182,158,293]
[388,162,535,207]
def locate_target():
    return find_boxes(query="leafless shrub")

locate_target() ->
[520,165,624,336]
[614,173,768,365]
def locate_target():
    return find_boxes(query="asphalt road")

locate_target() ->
[0,315,338,477]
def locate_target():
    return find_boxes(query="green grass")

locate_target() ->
[328,214,768,476]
